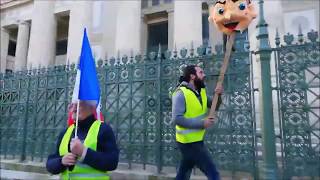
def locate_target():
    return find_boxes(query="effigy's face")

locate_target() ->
[209,0,257,35]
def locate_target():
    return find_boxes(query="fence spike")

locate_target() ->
[298,24,304,44]
[275,28,280,47]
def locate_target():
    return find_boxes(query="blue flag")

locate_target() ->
[78,29,100,101]
[72,28,101,119]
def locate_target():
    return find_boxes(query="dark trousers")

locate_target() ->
[176,141,220,180]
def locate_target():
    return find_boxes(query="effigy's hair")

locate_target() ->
[209,0,252,6]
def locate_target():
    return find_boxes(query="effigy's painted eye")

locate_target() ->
[239,2,246,10]
[218,8,224,15]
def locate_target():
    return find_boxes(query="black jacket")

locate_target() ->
[46,115,119,174]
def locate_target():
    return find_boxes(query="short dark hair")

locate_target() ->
[179,65,197,83]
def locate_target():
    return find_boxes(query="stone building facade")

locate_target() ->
[0,0,319,73]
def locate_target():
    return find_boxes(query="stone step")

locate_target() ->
[0,159,253,180]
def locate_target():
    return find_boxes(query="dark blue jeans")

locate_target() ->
[176,141,220,180]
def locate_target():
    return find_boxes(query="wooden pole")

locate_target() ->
[208,32,236,119]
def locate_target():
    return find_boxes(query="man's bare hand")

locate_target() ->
[61,153,77,166]
[204,117,215,128]
[215,84,223,95]
[70,138,84,157]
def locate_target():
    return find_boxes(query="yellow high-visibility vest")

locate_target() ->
[59,120,110,180]
[174,86,208,143]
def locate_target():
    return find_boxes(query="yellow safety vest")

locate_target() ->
[59,120,110,180]
[175,86,208,143]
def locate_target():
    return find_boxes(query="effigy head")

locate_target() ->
[208,0,257,35]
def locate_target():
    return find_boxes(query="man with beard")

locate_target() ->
[172,65,223,180]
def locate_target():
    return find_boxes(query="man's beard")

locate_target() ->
[194,77,205,90]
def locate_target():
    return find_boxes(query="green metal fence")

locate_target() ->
[0,65,75,162]
[274,29,320,178]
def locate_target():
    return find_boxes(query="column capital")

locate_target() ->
[166,8,174,14]
[15,20,30,26]
[17,20,30,26]
[1,27,10,33]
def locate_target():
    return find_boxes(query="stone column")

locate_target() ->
[167,9,174,51]
[0,28,10,73]
[114,1,141,56]
[173,0,202,50]
[102,1,141,57]
[101,1,118,58]
[67,1,93,64]
[316,1,320,32]
[249,0,284,50]
[209,23,224,53]
[140,15,148,54]
[15,21,30,71]
[27,1,56,68]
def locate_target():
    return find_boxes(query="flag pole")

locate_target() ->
[97,100,101,121]
[75,100,80,138]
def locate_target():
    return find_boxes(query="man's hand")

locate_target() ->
[215,84,223,95]
[61,153,77,166]
[204,117,215,128]
[70,138,84,157]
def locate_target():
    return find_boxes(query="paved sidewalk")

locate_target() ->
[1,159,252,180]
[0,169,59,180]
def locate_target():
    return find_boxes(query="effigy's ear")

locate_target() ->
[208,5,214,23]
[208,16,213,24]
[247,2,257,19]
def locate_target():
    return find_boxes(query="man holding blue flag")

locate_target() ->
[46,29,119,180]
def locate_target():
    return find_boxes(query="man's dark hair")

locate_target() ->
[179,65,197,83]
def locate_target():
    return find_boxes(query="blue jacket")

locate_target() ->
[46,114,119,174]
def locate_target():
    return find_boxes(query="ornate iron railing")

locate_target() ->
[274,29,320,178]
